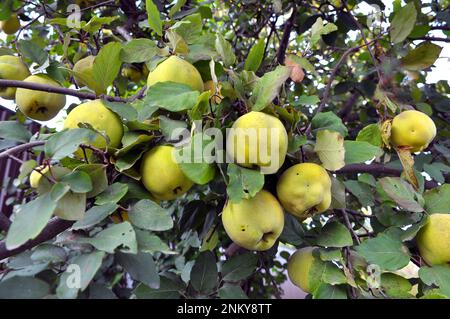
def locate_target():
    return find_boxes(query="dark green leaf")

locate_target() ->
[128,199,173,231]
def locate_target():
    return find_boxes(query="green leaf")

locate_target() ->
[72,203,119,230]
[419,265,450,297]
[60,171,93,193]
[314,130,345,171]
[121,38,158,63]
[146,81,200,112]
[116,252,160,288]
[309,258,347,291]
[215,34,236,67]
[423,184,450,214]
[390,2,417,43]
[169,0,187,17]
[173,13,203,44]
[45,128,97,160]
[93,42,122,94]
[146,0,163,36]
[0,121,31,142]
[344,140,382,164]
[380,273,413,298]
[95,183,129,205]
[135,229,175,254]
[355,233,410,271]
[280,213,305,246]
[379,177,424,212]
[295,95,320,106]
[218,284,248,299]
[176,133,216,185]
[424,163,449,184]
[330,177,346,209]
[79,222,137,254]
[401,42,443,71]
[56,251,105,299]
[244,38,265,72]
[0,277,50,299]
[75,164,108,198]
[103,101,138,122]
[221,252,258,282]
[128,199,173,231]
[17,40,48,66]
[311,17,338,45]
[5,192,59,250]
[311,112,348,137]
[313,284,347,299]
[190,251,218,294]
[316,222,353,248]
[356,123,382,147]
[344,180,375,207]
[251,65,291,111]
[288,135,307,153]
[226,163,264,203]
[159,116,188,141]
[135,276,184,299]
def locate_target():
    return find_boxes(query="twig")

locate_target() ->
[276,5,296,64]
[0,141,45,160]
[0,218,74,260]
[412,36,450,43]
[0,79,144,103]
[341,208,361,244]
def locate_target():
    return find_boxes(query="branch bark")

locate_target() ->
[0,80,143,103]
[276,6,296,64]
[0,141,45,160]
[0,218,74,260]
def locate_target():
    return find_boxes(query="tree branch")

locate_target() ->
[276,5,296,64]
[0,218,74,260]
[0,141,45,160]
[412,36,450,43]
[0,80,144,103]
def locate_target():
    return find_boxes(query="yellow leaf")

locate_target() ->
[381,119,392,149]
[314,130,345,171]
[396,147,419,190]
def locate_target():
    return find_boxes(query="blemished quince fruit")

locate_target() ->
[147,55,204,92]
[0,15,20,35]
[64,99,124,154]
[16,74,66,121]
[72,55,104,94]
[287,247,317,293]
[221,190,284,251]
[35,166,86,221]
[29,165,50,188]
[140,145,194,201]
[226,111,288,174]
[416,214,450,266]
[0,55,30,99]
[277,163,332,219]
[390,110,436,152]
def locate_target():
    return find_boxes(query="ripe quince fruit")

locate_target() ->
[226,111,288,174]
[64,99,124,154]
[416,214,450,266]
[277,163,332,219]
[16,74,66,121]
[287,247,317,293]
[390,110,436,152]
[221,190,284,251]
[140,145,194,201]
[0,15,20,34]
[72,55,104,94]
[0,55,30,99]
[147,56,204,92]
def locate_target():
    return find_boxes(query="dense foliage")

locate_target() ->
[0,0,449,299]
